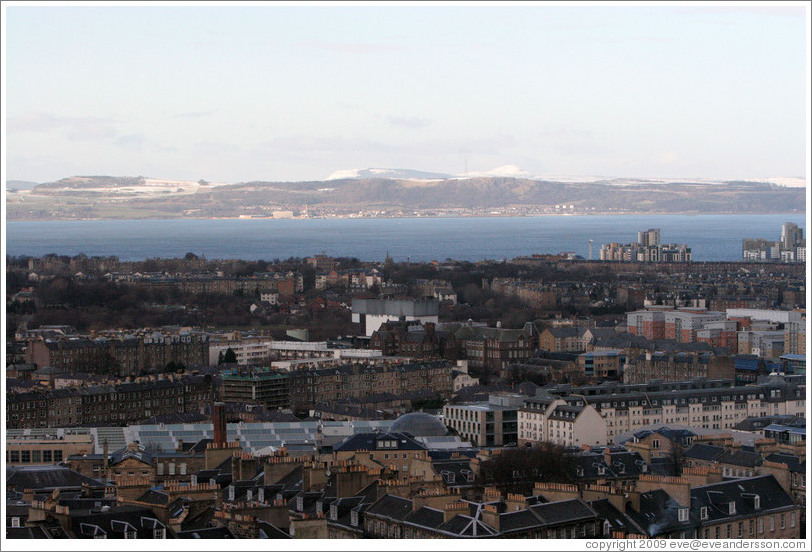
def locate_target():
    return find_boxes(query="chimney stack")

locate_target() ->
[213,402,227,445]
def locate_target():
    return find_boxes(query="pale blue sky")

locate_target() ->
[3,3,809,183]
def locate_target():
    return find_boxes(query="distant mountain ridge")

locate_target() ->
[6,172,806,220]
[326,168,453,180]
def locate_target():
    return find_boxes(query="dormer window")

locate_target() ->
[330,504,338,521]
[729,502,736,515]
[678,508,689,522]
[576,466,584,477]
[753,495,760,510]
[351,511,359,527]
[700,507,708,520]
[11,517,20,528]
[153,528,166,539]
[603,520,611,536]
[125,530,137,539]
[597,466,606,476]
[246,490,253,502]
[296,496,304,511]
[228,486,235,501]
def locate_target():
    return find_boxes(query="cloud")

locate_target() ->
[173,109,218,119]
[8,110,174,152]
[8,111,118,140]
[113,134,147,150]
[300,39,405,54]
[387,115,431,129]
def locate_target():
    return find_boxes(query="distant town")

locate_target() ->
[5,223,806,540]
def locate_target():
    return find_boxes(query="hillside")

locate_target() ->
[5,174,806,220]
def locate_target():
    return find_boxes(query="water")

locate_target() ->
[4,214,806,263]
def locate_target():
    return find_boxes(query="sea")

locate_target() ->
[4,214,807,263]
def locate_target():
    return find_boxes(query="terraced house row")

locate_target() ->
[6,374,215,429]
[519,374,805,445]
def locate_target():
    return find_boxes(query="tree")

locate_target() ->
[478,442,572,494]
[223,348,237,364]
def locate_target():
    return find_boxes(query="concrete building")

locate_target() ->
[352,298,439,337]
[220,366,290,409]
[442,394,524,447]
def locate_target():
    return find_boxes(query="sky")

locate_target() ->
[2,1,810,184]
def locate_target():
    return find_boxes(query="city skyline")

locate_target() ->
[3,2,809,184]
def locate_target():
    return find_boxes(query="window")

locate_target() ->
[11,517,20,528]
[53,450,62,461]
[10,450,20,463]
[125,530,137,539]
[700,507,708,520]
[758,518,764,534]
[652,439,660,449]
[770,516,775,532]
[678,508,689,522]
[753,495,760,510]
[780,514,785,529]
[728,502,736,515]
[791,512,796,528]
[153,528,165,539]
[43,450,52,462]
[21,451,31,463]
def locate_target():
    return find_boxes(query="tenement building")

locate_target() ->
[523,375,805,444]
[25,332,210,376]
[6,374,215,429]
[287,360,452,412]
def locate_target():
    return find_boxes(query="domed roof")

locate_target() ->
[390,412,449,437]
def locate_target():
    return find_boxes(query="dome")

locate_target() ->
[390,412,449,437]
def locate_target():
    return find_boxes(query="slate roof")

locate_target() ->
[365,494,413,520]
[764,452,805,473]
[6,465,106,492]
[433,460,477,486]
[589,499,643,535]
[333,431,426,452]
[175,526,236,539]
[437,514,497,537]
[716,449,763,468]
[256,520,292,538]
[625,489,697,537]
[499,509,545,533]
[135,489,170,505]
[684,443,725,462]
[69,505,170,539]
[6,524,70,539]
[529,499,597,526]
[404,506,444,529]
[690,475,797,525]
[109,447,154,466]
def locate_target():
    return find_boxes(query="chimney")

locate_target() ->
[481,504,501,532]
[102,439,109,476]
[213,402,227,445]
[443,501,468,524]
[504,493,526,512]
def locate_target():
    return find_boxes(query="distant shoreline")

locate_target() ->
[5,210,806,223]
